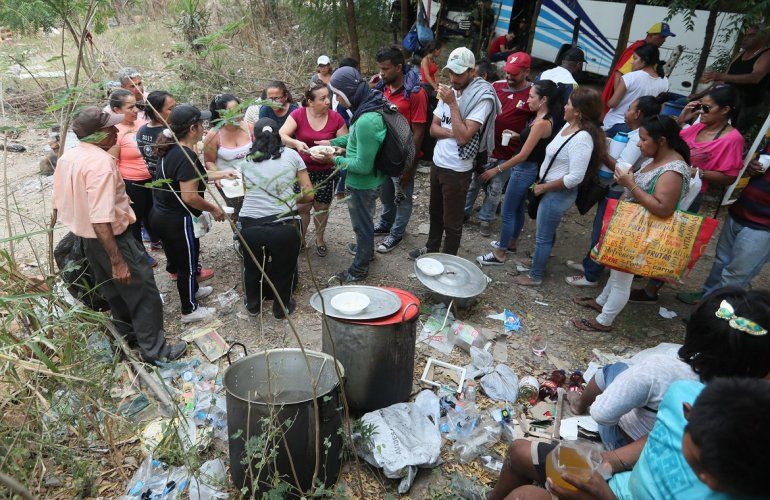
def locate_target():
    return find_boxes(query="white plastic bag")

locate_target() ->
[464,346,495,380]
[355,390,442,493]
[188,458,228,499]
[121,455,190,500]
[480,364,519,402]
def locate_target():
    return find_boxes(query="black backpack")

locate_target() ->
[374,103,415,177]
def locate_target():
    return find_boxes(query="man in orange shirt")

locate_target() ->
[601,22,675,111]
[53,107,186,363]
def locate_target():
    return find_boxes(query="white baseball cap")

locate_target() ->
[317,55,331,65]
[444,47,475,74]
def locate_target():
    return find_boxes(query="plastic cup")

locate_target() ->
[501,132,513,146]
[615,161,633,176]
[758,154,770,173]
[224,206,235,215]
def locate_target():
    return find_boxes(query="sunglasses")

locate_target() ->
[695,103,711,114]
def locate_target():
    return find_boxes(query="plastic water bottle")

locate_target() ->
[608,131,629,159]
[463,381,477,405]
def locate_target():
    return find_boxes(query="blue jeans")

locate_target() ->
[595,362,632,451]
[582,190,623,282]
[530,187,577,281]
[379,176,414,239]
[495,161,539,248]
[347,186,380,277]
[464,159,511,222]
[335,170,347,195]
[702,214,770,297]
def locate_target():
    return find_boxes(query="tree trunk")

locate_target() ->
[526,0,543,53]
[401,0,410,38]
[610,0,637,71]
[693,9,718,88]
[345,0,361,63]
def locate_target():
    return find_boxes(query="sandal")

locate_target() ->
[315,243,328,257]
[571,318,613,332]
[512,275,542,286]
[572,297,603,313]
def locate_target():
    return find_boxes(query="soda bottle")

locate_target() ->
[539,369,566,401]
[568,370,585,394]
[517,375,540,406]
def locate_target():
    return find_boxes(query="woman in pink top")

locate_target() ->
[109,89,159,263]
[280,82,347,257]
[631,85,745,304]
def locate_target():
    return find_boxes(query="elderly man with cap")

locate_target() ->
[465,51,534,237]
[52,106,186,363]
[319,66,389,283]
[601,22,675,112]
[409,47,501,258]
[536,47,585,104]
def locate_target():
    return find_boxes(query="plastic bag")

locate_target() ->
[355,390,442,493]
[464,346,494,380]
[450,414,501,463]
[121,455,190,500]
[54,232,110,311]
[188,458,228,499]
[480,365,519,402]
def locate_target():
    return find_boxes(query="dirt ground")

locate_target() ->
[4,123,769,496]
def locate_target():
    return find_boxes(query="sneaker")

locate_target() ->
[196,286,214,300]
[408,247,428,260]
[476,252,505,266]
[181,306,216,323]
[246,302,261,316]
[628,288,659,304]
[170,268,215,282]
[347,243,374,261]
[145,253,158,268]
[162,341,188,361]
[479,221,491,237]
[377,235,402,253]
[149,241,163,251]
[490,240,516,254]
[565,274,598,287]
[373,224,390,235]
[330,270,365,284]
[565,259,584,272]
[273,298,297,319]
[676,291,704,305]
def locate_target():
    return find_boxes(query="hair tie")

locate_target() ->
[162,128,173,138]
[715,300,767,336]
[262,125,273,133]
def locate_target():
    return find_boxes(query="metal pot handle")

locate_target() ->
[401,302,419,322]
[226,342,248,365]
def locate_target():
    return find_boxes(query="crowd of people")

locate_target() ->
[46,13,770,499]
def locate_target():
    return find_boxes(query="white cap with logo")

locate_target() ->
[317,55,331,65]
[444,47,475,74]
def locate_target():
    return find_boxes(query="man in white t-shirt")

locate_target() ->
[409,47,500,258]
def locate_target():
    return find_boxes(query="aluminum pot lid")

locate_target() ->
[309,285,402,321]
[414,253,490,299]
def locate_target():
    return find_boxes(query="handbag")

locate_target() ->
[575,175,610,215]
[526,131,578,219]
[590,171,718,281]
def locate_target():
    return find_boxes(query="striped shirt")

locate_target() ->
[730,168,770,231]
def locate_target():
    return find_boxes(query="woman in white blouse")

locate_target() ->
[513,88,606,286]
[603,43,669,137]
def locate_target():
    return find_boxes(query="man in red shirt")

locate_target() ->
[465,51,535,236]
[373,45,429,252]
[601,22,675,112]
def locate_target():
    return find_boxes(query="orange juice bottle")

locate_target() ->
[545,445,593,491]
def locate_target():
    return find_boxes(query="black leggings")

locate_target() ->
[125,178,159,243]
[149,209,200,314]
[239,217,301,311]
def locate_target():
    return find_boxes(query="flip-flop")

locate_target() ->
[571,318,613,332]
[572,297,603,313]
[315,243,328,257]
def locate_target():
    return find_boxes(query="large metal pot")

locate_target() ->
[223,347,345,496]
[321,288,419,413]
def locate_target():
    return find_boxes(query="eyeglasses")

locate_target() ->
[269,96,286,103]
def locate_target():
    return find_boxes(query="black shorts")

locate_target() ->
[295,169,338,205]
[532,441,557,484]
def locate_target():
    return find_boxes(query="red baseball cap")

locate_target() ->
[504,52,531,75]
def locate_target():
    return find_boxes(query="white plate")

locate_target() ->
[416,257,444,276]
[307,145,334,158]
[330,291,370,315]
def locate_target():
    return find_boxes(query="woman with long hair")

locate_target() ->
[150,105,237,324]
[280,82,348,257]
[604,43,669,137]
[239,118,313,318]
[573,115,691,331]
[137,90,176,179]
[513,87,605,286]
[259,81,298,129]
[108,89,158,264]
[420,39,444,95]
[476,79,562,265]
[203,93,252,219]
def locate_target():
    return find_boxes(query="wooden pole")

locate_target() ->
[693,9,718,87]
[610,0,638,71]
